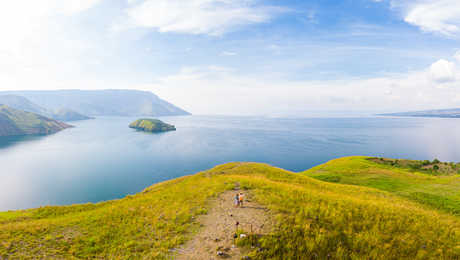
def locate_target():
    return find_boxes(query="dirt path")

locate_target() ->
[174,186,272,259]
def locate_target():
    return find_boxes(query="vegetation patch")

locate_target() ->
[369,157,460,175]
[305,156,460,215]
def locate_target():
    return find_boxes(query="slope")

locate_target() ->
[0,105,71,136]
[0,95,92,122]
[0,95,48,115]
[1,162,459,259]
[303,156,460,215]
[1,90,190,117]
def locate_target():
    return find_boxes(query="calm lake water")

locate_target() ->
[2,115,460,211]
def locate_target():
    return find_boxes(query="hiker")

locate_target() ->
[234,193,240,207]
[239,192,244,207]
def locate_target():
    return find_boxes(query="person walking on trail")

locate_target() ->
[234,193,240,207]
[239,192,244,207]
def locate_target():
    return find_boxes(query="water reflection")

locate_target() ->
[1,116,460,211]
[0,135,46,150]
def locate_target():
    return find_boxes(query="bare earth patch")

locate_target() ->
[174,186,273,259]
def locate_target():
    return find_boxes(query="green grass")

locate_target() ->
[2,161,460,259]
[303,156,460,215]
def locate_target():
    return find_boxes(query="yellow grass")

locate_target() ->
[1,161,460,259]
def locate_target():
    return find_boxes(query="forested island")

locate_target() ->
[129,118,176,133]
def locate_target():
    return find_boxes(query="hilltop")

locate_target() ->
[0,105,71,137]
[1,90,190,117]
[1,159,460,259]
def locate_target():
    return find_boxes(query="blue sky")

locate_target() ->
[1,0,460,115]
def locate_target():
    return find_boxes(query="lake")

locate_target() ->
[2,115,460,211]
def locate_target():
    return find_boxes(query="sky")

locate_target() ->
[0,0,460,116]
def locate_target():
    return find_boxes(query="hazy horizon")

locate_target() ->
[1,0,460,116]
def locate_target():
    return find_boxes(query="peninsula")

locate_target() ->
[379,108,460,118]
[0,105,71,136]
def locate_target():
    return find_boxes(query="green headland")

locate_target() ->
[129,118,176,133]
[1,156,460,259]
[0,105,71,136]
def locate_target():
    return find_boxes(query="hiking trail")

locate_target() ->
[174,184,273,259]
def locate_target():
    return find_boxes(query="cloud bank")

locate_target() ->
[0,0,459,116]
[393,0,460,37]
[145,53,460,115]
[117,0,285,35]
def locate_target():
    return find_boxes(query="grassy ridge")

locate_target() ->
[304,156,460,215]
[1,162,460,259]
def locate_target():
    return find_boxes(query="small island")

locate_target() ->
[129,118,176,133]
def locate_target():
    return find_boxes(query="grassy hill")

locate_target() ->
[304,156,460,215]
[1,161,460,259]
[0,105,71,136]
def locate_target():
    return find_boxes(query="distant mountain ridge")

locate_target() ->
[1,90,190,117]
[52,109,93,122]
[0,105,71,136]
[380,108,460,118]
[0,95,49,115]
[0,95,92,122]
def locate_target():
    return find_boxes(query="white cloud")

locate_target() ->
[117,0,285,35]
[221,51,237,56]
[0,0,102,58]
[454,51,460,63]
[135,52,460,115]
[50,0,102,15]
[393,0,460,37]
[0,0,102,90]
[429,59,456,83]
[1,0,459,116]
